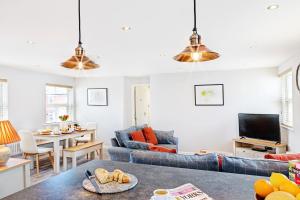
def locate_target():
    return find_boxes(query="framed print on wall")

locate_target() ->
[87,88,108,106]
[194,84,224,106]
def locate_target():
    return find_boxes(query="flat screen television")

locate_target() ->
[238,113,281,143]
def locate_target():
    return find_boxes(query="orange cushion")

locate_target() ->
[143,127,158,145]
[130,130,146,142]
[265,153,300,161]
[149,145,176,153]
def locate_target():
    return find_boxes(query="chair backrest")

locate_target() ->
[18,130,38,154]
[85,122,97,130]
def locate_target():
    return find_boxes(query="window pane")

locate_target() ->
[0,81,8,120]
[47,94,68,105]
[45,85,74,123]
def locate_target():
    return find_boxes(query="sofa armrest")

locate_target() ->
[107,147,133,162]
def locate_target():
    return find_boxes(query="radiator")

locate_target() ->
[7,142,22,156]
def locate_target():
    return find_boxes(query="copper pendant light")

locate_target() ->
[174,0,219,62]
[61,0,99,70]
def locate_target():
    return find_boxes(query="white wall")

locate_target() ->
[150,68,281,152]
[0,66,75,131]
[279,55,300,152]
[75,77,124,145]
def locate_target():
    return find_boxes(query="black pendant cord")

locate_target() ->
[78,0,82,45]
[193,0,197,32]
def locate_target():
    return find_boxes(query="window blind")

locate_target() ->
[0,79,8,120]
[281,71,293,127]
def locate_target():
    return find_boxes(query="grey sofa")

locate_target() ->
[130,150,289,177]
[108,126,178,162]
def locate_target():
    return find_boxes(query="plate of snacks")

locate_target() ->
[82,168,138,194]
[38,128,52,135]
[254,172,300,200]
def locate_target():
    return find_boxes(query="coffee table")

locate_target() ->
[4,160,259,200]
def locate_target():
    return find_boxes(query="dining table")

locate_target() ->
[33,129,96,173]
[3,160,259,200]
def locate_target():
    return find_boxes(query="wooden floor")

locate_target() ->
[15,148,110,185]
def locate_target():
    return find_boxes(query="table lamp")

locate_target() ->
[0,120,20,165]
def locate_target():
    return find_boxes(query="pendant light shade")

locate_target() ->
[61,0,99,70]
[174,0,219,62]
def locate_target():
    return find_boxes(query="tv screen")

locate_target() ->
[238,113,281,143]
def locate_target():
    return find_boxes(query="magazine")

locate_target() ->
[168,183,213,200]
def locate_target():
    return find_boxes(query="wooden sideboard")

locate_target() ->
[0,158,31,199]
[233,138,287,158]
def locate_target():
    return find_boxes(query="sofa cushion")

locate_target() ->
[108,147,133,162]
[130,130,146,142]
[143,127,158,145]
[156,144,177,150]
[265,153,300,161]
[222,156,289,177]
[111,138,120,147]
[154,130,175,144]
[115,126,136,147]
[149,145,176,153]
[130,151,219,171]
[126,141,150,150]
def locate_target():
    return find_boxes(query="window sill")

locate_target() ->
[281,124,294,131]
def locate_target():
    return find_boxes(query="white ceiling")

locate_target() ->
[0,0,300,77]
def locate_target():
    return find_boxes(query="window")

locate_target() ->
[0,79,8,120]
[281,71,293,127]
[46,84,74,123]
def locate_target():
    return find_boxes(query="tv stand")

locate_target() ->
[233,138,287,158]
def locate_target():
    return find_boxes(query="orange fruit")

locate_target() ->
[254,179,274,198]
[279,181,300,197]
[296,193,300,200]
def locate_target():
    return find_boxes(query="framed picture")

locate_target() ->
[87,88,108,106]
[194,84,224,106]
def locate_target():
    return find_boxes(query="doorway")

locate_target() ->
[133,84,150,126]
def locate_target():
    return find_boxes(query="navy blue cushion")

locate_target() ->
[154,130,175,144]
[222,156,289,177]
[130,151,219,171]
[115,126,136,147]
[126,141,150,150]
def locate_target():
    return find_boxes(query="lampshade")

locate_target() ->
[174,44,220,62]
[0,120,20,145]
[61,46,99,70]
[61,0,99,70]
[174,0,219,62]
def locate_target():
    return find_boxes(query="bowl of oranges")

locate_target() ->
[254,173,300,200]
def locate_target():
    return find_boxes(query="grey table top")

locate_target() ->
[4,160,259,200]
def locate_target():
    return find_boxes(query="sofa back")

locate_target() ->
[221,156,289,177]
[130,150,219,172]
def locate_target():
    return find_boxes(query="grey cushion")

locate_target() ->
[111,138,120,147]
[156,144,177,150]
[154,130,176,144]
[130,151,219,171]
[222,156,289,177]
[126,141,150,150]
[115,126,136,147]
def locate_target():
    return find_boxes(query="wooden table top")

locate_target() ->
[3,160,260,200]
[0,158,31,173]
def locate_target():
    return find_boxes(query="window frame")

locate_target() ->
[45,83,75,124]
[0,79,8,120]
[280,71,293,128]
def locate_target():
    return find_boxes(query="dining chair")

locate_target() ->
[74,122,97,145]
[18,130,54,175]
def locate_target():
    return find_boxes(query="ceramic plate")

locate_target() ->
[82,173,138,194]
